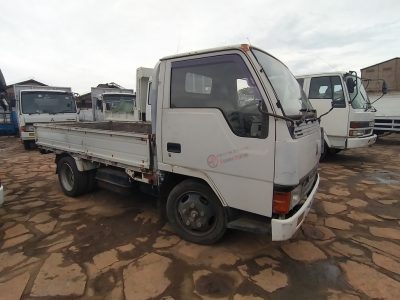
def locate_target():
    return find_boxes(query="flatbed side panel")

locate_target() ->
[35,126,150,169]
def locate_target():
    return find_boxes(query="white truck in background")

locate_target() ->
[14,85,78,149]
[361,58,400,134]
[136,67,153,121]
[78,87,136,122]
[35,45,321,244]
[297,72,376,158]
[369,92,400,134]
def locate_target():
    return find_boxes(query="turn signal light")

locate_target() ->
[350,121,368,128]
[20,126,26,132]
[273,191,291,214]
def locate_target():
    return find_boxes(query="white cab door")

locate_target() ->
[305,76,349,148]
[161,52,276,217]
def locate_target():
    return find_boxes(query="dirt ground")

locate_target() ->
[0,135,399,300]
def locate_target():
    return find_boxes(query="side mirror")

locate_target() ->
[382,81,388,95]
[346,77,355,94]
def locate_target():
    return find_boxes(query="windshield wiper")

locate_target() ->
[257,101,296,126]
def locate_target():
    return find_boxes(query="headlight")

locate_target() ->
[369,121,374,127]
[349,129,365,137]
[290,184,303,209]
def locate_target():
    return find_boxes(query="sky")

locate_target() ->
[1,0,400,94]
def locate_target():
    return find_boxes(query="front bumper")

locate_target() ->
[0,185,4,206]
[20,131,35,141]
[271,174,319,241]
[346,134,377,149]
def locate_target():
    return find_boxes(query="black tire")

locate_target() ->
[166,179,226,245]
[57,156,88,197]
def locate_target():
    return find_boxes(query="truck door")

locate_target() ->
[161,52,276,217]
[306,76,348,148]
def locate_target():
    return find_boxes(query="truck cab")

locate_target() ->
[297,72,376,156]
[14,85,78,149]
[148,45,322,241]
[88,87,137,122]
[99,92,137,121]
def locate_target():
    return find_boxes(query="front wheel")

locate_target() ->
[166,179,226,245]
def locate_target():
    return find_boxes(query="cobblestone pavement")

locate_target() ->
[0,135,399,300]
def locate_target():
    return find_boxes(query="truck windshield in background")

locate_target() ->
[103,94,135,113]
[346,75,370,109]
[21,91,76,114]
[252,49,313,116]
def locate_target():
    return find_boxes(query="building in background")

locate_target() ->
[361,58,400,134]
[361,58,400,92]
[6,79,47,104]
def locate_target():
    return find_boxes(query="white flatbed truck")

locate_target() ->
[35,45,321,244]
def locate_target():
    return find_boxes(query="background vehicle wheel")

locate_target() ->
[57,156,88,197]
[166,179,226,245]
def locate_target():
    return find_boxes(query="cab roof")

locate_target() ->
[160,44,249,61]
[296,71,348,78]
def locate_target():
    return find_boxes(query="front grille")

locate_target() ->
[293,121,319,139]
[374,118,400,131]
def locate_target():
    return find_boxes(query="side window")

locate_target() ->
[331,76,345,102]
[309,77,331,99]
[309,76,346,107]
[185,73,212,94]
[170,54,267,138]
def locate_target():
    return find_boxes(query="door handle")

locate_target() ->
[167,142,181,153]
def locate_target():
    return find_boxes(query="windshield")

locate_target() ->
[252,49,313,116]
[21,91,76,114]
[103,94,135,113]
[346,76,370,109]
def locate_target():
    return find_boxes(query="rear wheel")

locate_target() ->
[166,179,226,244]
[57,156,88,197]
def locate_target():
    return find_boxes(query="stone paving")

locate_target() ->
[0,135,400,300]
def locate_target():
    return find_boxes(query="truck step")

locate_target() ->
[227,217,271,235]
[96,167,136,195]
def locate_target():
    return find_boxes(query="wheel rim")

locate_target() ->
[176,191,217,235]
[60,163,74,191]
